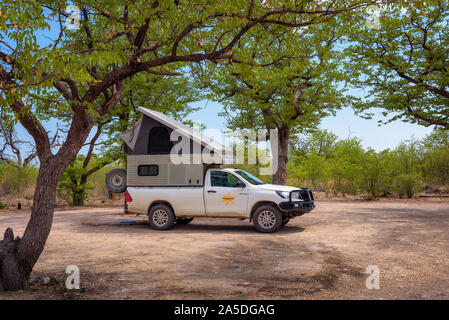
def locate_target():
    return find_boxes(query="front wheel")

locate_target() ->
[148,204,175,230]
[253,205,282,233]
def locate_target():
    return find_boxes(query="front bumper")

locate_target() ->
[278,189,316,216]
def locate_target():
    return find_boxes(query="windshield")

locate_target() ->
[235,170,265,185]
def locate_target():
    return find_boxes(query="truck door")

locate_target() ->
[204,170,249,217]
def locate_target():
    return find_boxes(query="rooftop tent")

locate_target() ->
[120,107,234,164]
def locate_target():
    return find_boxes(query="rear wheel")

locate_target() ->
[148,204,175,230]
[176,217,194,225]
[253,205,282,233]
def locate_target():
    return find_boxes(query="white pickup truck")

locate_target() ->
[125,168,315,233]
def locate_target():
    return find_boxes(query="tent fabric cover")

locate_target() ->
[121,108,234,164]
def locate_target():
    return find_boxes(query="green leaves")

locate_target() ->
[1,0,372,130]
[200,16,345,137]
[57,154,98,204]
[344,1,449,128]
[287,129,438,198]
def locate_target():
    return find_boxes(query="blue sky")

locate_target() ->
[186,100,434,152]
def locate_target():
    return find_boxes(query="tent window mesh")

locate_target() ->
[148,127,173,154]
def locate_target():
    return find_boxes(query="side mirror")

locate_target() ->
[236,182,246,188]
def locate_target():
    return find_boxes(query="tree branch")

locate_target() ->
[10,101,51,161]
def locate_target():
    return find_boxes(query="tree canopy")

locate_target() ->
[345,0,449,128]
[194,17,345,183]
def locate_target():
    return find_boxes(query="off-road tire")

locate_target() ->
[253,205,282,233]
[148,204,176,230]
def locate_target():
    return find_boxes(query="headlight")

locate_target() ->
[290,191,302,201]
[275,191,290,199]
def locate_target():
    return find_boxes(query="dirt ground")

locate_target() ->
[1,199,449,300]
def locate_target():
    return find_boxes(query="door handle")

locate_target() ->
[239,193,248,195]
[207,190,217,193]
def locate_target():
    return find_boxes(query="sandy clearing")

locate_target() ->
[0,199,448,299]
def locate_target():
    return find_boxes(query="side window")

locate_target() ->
[138,165,159,176]
[210,171,243,188]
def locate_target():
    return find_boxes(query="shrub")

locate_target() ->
[0,163,38,198]
[328,139,364,197]
[288,152,329,190]
[0,199,7,209]
[393,173,423,199]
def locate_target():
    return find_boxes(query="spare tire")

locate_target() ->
[105,169,127,193]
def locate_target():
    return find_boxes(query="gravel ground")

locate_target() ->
[0,199,448,300]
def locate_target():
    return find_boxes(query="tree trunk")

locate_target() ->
[71,172,89,206]
[0,228,22,291]
[0,157,65,290]
[1,83,122,291]
[72,191,85,206]
[272,126,290,185]
[72,175,87,206]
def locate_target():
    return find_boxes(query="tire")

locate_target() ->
[148,204,176,230]
[282,216,290,226]
[176,217,194,225]
[105,169,127,193]
[253,205,282,233]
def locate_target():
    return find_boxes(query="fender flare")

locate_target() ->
[249,201,279,222]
